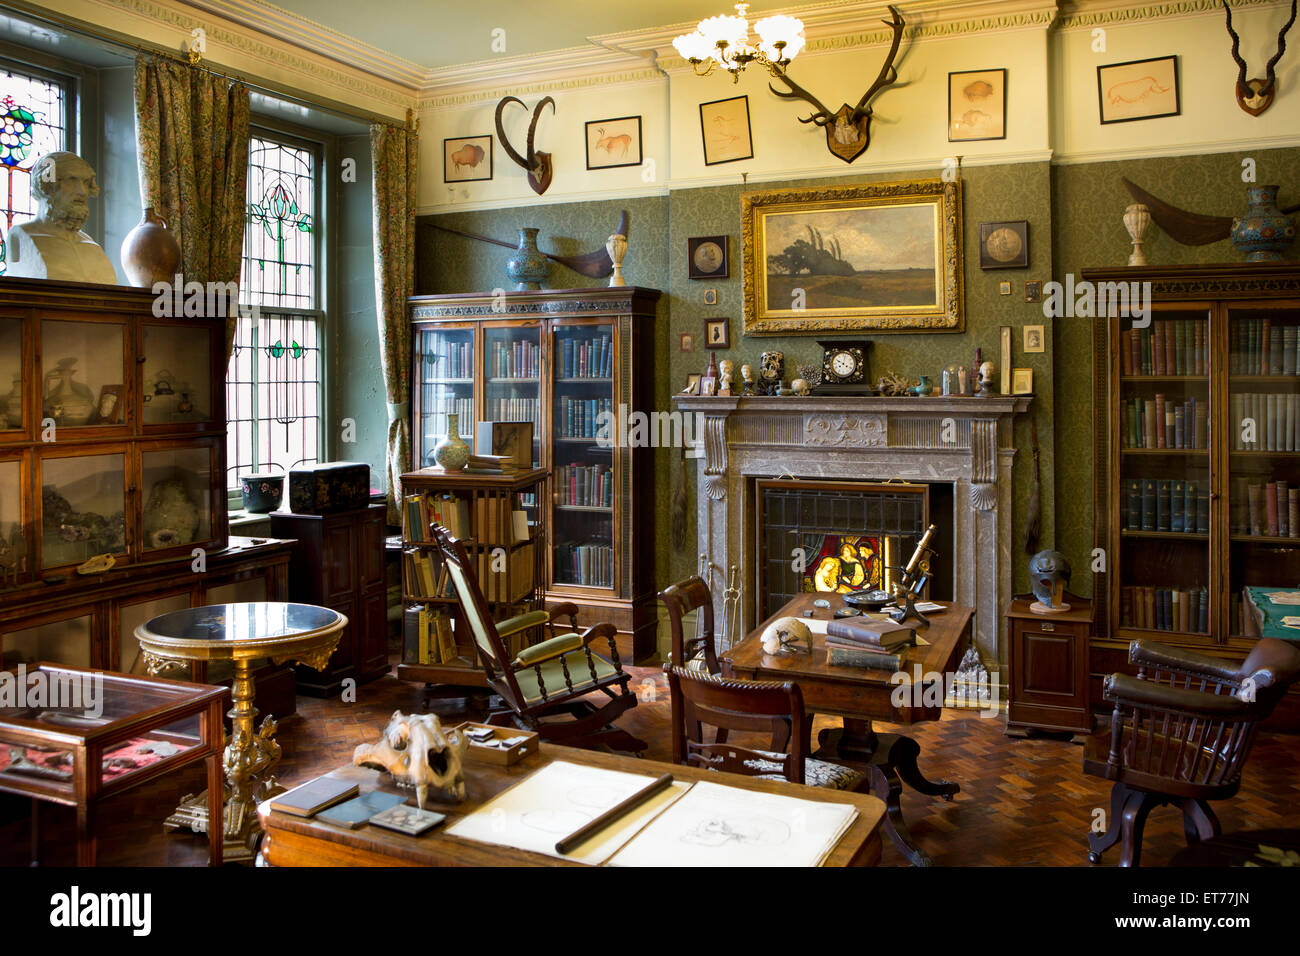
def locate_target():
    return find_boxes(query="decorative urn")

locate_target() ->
[505,227,550,290]
[120,207,182,287]
[433,413,471,471]
[1231,186,1296,262]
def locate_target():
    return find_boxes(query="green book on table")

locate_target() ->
[315,790,408,829]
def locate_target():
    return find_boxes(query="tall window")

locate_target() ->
[227,131,323,491]
[0,63,68,274]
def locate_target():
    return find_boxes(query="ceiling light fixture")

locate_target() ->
[672,3,806,81]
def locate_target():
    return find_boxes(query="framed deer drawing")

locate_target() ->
[585,116,642,170]
[699,95,754,166]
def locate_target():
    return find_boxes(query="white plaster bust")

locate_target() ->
[5,151,117,284]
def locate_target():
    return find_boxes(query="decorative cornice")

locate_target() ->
[1056,0,1288,29]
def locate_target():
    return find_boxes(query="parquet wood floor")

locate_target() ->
[2,661,1296,866]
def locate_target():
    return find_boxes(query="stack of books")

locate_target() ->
[463,453,521,475]
[824,617,914,669]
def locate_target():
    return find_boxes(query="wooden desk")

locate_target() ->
[259,743,886,867]
[723,594,973,866]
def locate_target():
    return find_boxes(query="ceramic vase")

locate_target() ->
[42,360,94,425]
[505,227,550,290]
[606,233,627,287]
[120,207,182,288]
[1123,203,1151,267]
[1231,186,1297,262]
[433,413,471,471]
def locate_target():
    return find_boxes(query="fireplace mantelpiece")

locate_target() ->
[674,394,1032,681]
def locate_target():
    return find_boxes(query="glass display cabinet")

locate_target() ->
[408,287,661,662]
[141,322,216,429]
[0,316,23,436]
[38,448,127,568]
[40,317,128,431]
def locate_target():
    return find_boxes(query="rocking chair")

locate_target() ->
[1084,637,1300,866]
[432,525,646,753]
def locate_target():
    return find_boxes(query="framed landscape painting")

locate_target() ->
[741,179,964,333]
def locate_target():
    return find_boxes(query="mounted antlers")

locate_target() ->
[494,95,555,194]
[768,4,905,163]
[1225,0,1297,115]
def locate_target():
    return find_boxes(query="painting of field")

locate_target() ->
[761,203,939,313]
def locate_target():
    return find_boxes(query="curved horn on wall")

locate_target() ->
[494,95,555,195]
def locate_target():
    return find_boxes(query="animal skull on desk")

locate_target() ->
[353,711,467,808]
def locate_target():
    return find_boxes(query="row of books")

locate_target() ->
[557,463,613,508]
[1121,319,1207,376]
[1229,319,1300,376]
[1120,586,1210,633]
[408,541,536,603]
[425,340,474,379]
[559,335,612,379]
[404,548,453,599]
[1228,393,1300,451]
[403,605,459,665]
[1123,478,1210,534]
[1231,479,1300,538]
[1121,394,1208,450]
[485,398,537,423]
[559,397,613,439]
[489,340,539,379]
[556,542,613,588]
[404,492,530,546]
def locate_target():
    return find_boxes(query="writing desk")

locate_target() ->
[723,594,973,865]
[259,743,886,867]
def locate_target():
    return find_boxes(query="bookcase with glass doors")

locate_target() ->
[408,286,661,663]
[1089,262,1300,714]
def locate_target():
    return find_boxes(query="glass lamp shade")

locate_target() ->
[755,15,805,61]
[698,12,748,53]
[673,31,714,62]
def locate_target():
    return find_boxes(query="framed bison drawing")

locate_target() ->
[1097,56,1180,124]
[585,116,642,170]
[948,68,1006,142]
[443,135,493,183]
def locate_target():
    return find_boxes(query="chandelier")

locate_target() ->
[672,3,806,81]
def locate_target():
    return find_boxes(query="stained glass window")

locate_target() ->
[241,135,316,309]
[0,65,68,275]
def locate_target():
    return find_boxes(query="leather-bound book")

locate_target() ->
[1141,479,1157,532]
[1156,479,1171,532]
[1280,480,1290,537]
[1171,479,1186,533]
[1267,481,1280,537]
[1179,590,1191,633]
[1290,488,1300,538]
[1127,479,1142,530]
[1164,320,1176,376]
[1196,481,1210,534]
[1155,394,1166,448]
[826,618,914,650]
[1249,483,1264,536]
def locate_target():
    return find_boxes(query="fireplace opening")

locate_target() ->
[756,479,954,619]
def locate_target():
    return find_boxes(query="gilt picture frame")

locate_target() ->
[742,178,964,334]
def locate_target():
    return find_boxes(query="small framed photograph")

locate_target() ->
[999,281,1012,296]
[979,221,1029,270]
[1098,55,1180,124]
[948,68,1006,141]
[585,116,642,170]
[91,384,124,424]
[704,317,730,349]
[443,135,493,183]
[703,289,718,305]
[1012,368,1034,395]
[688,235,729,280]
[699,95,754,166]
[1023,324,1045,353]
[683,373,702,394]
[680,332,695,352]
[701,377,718,396]
[1024,280,1042,303]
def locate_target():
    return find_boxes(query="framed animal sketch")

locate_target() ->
[688,235,729,279]
[699,95,754,166]
[742,178,964,334]
[948,68,1006,141]
[585,116,642,170]
[444,135,493,183]
[1098,56,1180,124]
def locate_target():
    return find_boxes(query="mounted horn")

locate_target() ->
[1224,0,1297,116]
[494,95,555,195]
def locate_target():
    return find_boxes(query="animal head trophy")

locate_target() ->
[768,4,905,163]
[495,95,555,195]
[1225,0,1297,116]
[353,711,467,808]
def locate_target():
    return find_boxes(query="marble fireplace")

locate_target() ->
[675,394,1032,683]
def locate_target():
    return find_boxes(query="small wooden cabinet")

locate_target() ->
[271,504,389,694]
[1006,594,1093,735]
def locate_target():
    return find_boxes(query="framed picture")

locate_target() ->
[948,68,1006,141]
[699,95,753,166]
[701,377,718,396]
[703,289,718,305]
[1023,324,1045,353]
[1024,280,1042,303]
[1097,56,1180,124]
[680,332,695,352]
[91,385,123,424]
[443,135,493,183]
[978,221,1029,270]
[999,281,1012,295]
[585,116,642,170]
[704,317,730,349]
[1000,326,1013,395]
[683,373,702,394]
[474,420,533,468]
[1012,368,1034,395]
[742,178,964,334]
[688,235,729,280]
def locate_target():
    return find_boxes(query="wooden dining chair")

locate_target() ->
[665,664,865,791]
[433,525,646,753]
[1084,637,1300,866]
[659,575,719,674]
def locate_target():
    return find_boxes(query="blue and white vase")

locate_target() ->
[1231,186,1296,262]
[505,227,550,290]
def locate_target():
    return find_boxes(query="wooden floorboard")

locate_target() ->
[2,660,1297,866]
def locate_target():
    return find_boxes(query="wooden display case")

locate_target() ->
[407,287,661,662]
[1005,593,1092,735]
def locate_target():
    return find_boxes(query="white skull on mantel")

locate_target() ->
[353,711,468,808]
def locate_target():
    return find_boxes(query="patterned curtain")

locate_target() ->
[371,122,417,522]
[133,55,250,358]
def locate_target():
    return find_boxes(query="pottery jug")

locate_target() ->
[121,207,182,288]
[1231,186,1297,262]
[433,413,471,471]
[43,360,94,425]
[505,227,550,291]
